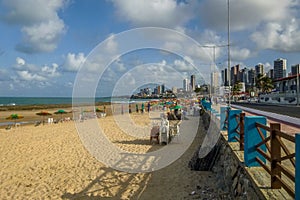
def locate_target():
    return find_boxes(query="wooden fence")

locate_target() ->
[216,106,298,198]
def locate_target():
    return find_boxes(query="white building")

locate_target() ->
[211,71,220,95]
[183,78,189,91]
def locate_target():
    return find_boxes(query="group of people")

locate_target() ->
[167,111,181,120]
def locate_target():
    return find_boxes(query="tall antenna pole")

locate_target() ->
[227,0,231,107]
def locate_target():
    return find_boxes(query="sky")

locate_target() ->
[1,0,300,97]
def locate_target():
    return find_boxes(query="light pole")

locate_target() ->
[200,44,227,101]
[227,0,231,107]
[297,66,299,106]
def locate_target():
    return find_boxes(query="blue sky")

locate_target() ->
[1,0,300,97]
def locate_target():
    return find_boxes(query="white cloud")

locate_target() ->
[105,34,118,54]
[14,57,60,81]
[199,0,296,31]
[16,70,46,81]
[63,53,86,72]
[251,18,300,52]
[111,0,196,27]
[16,57,25,66]
[1,0,67,53]
[41,63,60,78]
[2,0,67,25]
[230,47,252,61]
[16,18,66,53]
[173,59,194,71]
[113,58,126,72]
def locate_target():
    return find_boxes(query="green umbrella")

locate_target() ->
[54,109,68,120]
[6,114,24,125]
[170,105,182,110]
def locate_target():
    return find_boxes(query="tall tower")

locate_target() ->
[255,63,264,77]
[274,58,287,79]
[211,71,219,94]
[190,75,195,91]
[183,78,189,91]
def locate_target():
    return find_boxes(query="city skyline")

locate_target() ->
[1,1,300,97]
[221,57,300,88]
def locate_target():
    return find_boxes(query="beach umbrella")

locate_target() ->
[54,109,68,120]
[6,114,24,125]
[36,111,52,125]
[170,105,182,110]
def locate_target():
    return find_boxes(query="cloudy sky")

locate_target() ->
[1,0,300,97]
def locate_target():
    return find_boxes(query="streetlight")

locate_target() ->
[200,44,227,101]
[227,0,231,107]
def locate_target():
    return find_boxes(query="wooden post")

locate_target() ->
[239,113,245,150]
[244,116,267,167]
[270,123,281,189]
[228,109,242,142]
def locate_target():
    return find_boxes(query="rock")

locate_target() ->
[232,176,238,190]
[237,183,242,195]
[242,178,249,192]
[230,166,238,177]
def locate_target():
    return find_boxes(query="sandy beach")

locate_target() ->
[0,108,218,200]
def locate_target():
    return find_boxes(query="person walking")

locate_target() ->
[141,103,145,113]
[129,104,132,113]
[147,102,151,112]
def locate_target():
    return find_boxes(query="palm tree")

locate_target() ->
[256,75,274,93]
[232,82,242,95]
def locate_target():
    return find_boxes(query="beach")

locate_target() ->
[0,106,218,199]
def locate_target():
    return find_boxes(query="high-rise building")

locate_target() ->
[255,63,264,77]
[239,68,249,84]
[248,68,256,86]
[267,69,274,79]
[183,78,189,91]
[190,75,195,91]
[274,58,287,79]
[157,85,161,94]
[161,84,165,93]
[291,64,300,75]
[211,71,219,94]
[221,68,228,86]
[231,64,240,85]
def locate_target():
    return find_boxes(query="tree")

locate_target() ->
[232,82,242,95]
[256,75,274,93]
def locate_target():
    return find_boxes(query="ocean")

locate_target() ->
[0,97,151,106]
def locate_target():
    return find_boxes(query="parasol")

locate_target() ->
[6,114,24,125]
[54,109,68,120]
[170,105,182,110]
[36,111,52,125]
